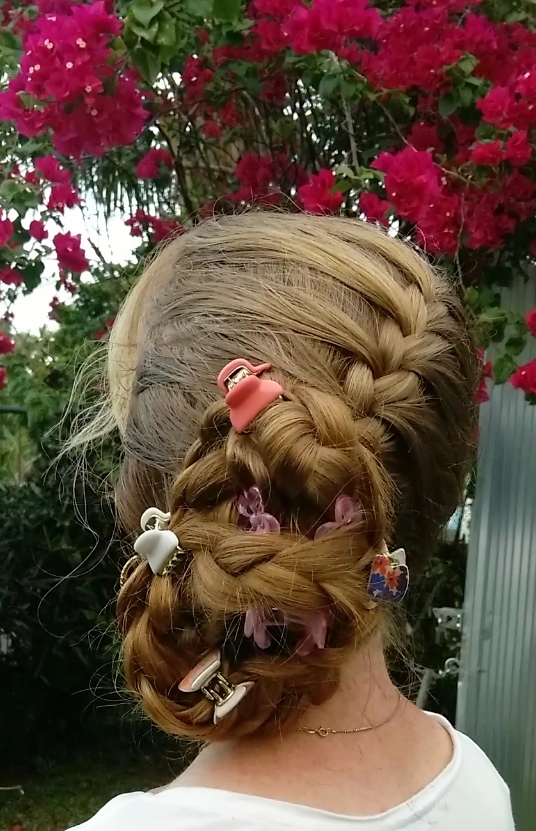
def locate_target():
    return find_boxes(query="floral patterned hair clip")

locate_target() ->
[313,496,409,603]
[367,544,409,603]
[237,486,280,533]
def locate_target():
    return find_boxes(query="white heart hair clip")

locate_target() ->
[179,649,254,724]
[132,507,185,577]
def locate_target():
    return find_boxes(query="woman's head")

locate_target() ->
[101,213,477,740]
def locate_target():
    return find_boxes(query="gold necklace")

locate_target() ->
[295,694,403,738]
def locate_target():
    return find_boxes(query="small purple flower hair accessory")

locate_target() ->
[314,494,364,539]
[237,486,280,533]
[244,608,329,655]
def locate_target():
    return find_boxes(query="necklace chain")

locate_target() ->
[295,695,402,737]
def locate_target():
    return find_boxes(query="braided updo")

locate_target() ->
[97,214,477,740]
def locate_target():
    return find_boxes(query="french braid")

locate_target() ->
[104,213,477,740]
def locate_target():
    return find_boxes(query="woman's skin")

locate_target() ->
[173,638,454,816]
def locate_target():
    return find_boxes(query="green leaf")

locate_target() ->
[490,322,507,343]
[158,43,182,65]
[465,76,485,88]
[318,73,339,99]
[479,287,500,309]
[492,353,517,384]
[438,92,457,119]
[185,0,214,14]
[459,85,474,108]
[479,306,507,323]
[17,92,37,110]
[339,78,361,99]
[335,179,354,194]
[512,317,528,339]
[504,335,527,357]
[458,54,477,75]
[23,4,39,20]
[506,11,529,23]
[0,179,21,202]
[130,46,161,83]
[336,163,357,180]
[213,0,242,20]
[0,29,21,51]
[525,392,536,405]
[130,0,165,28]
[475,122,497,141]
[128,20,160,43]
[464,287,480,311]
[21,260,45,292]
[156,13,177,47]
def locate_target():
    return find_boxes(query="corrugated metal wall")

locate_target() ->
[457,274,536,829]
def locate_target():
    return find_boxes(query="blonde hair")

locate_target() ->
[82,214,477,741]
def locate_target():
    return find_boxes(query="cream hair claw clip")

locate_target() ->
[133,507,184,577]
[179,649,254,724]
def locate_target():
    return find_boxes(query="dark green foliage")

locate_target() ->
[0,272,132,764]
[0,463,119,763]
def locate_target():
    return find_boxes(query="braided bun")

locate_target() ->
[104,214,477,740]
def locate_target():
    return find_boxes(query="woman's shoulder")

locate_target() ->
[67,789,248,831]
[433,713,510,788]
[68,793,152,831]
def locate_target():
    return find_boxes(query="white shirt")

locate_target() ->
[69,715,515,831]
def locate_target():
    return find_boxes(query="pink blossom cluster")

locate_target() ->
[368,146,535,254]
[0,267,23,286]
[181,54,247,139]
[0,0,147,158]
[298,169,344,215]
[34,154,79,212]
[125,210,184,245]
[135,148,174,180]
[244,1,536,252]
[188,151,308,208]
[282,0,381,56]
[510,359,536,396]
[0,213,14,247]
[94,316,116,341]
[0,332,15,355]
[53,232,89,273]
[233,152,283,204]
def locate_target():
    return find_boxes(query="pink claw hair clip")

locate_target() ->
[217,358,283,433]
[244,608,329,656]
[178,649,254,724]
[237,486,280,533]
[314,495,364,539]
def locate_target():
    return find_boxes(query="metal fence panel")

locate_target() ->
[457,274,536,828]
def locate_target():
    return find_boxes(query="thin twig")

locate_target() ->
[342,98,359,169]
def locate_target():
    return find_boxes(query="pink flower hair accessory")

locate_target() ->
[314,495,364,539]
[237,486,280,533]
[217,358,283,433]
[244,608,329,656]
